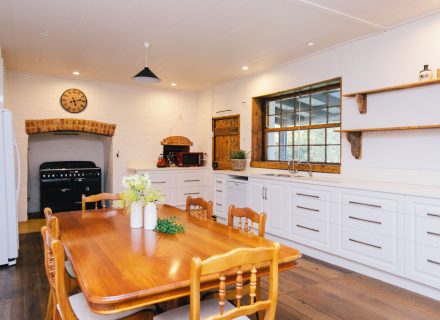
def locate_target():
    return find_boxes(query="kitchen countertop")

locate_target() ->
[213,169,440,199]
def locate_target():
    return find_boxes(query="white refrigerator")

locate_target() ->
[0,109,20,266]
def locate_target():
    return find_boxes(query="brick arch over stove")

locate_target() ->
[25,118,116,136]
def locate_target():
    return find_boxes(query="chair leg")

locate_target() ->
[256,277,264,320]
[45,290,53,320]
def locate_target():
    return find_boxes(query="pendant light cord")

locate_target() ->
[144,42,150,67]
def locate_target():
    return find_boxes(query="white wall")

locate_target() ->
[197,13,440,186]
[4,72,199,221]
[27,132,111,213]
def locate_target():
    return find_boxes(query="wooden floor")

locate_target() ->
[1,233,440,320]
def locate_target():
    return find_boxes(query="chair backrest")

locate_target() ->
[227,205,267,237]
[190,243,280,320]
[186,196,213,220]
[41,212,60,320]
[50,217,79,320]
[81,193,121,211]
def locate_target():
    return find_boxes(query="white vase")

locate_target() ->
[144,202,157,230]
[130,202,143,229]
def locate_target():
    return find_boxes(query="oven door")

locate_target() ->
[40,178,73,213]
[72,177,102,210]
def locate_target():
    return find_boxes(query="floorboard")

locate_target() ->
[1,233,440,320]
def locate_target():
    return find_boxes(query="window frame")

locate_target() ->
[251,79,342,174]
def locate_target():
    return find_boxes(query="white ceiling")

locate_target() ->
[0,0,439,90]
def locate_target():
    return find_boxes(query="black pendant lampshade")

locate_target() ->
[132,42,161,83]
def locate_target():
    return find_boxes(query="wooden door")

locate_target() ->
[212,115,240,170]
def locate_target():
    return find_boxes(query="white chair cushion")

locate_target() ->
[153,299,250,320]
[57,292,145,320]
[65,260,77,278]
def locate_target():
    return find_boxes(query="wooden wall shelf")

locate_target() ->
[336,124,440,159]
[343,79,440,114]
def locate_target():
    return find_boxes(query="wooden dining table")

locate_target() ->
[56,204,301,315]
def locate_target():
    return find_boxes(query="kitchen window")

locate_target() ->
[251,78,341,173]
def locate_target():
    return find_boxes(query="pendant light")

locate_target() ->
[132,41,161,83]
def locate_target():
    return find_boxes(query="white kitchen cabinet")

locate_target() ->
[213,175,227,220]
[248,178,289,238]
[212,85,245,117]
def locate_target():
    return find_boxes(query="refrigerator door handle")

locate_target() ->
[13,137,20,202]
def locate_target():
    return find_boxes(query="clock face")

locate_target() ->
[60,88,88,113]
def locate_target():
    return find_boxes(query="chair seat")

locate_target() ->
[153,298,250,320]
[65,260,77,278]
[57,292,144,320]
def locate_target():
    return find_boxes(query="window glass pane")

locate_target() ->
[267,146,279,161]
[267,100,281,115]
[310,146,325,162]
[327,127,340,144]
[282,98,295,113]
[328,107,340,123]
[310,128,325,145]
[327,145,340,163]
[328,90,340,107]
[280,146,293,161]
[294,129,308,145]
[293,146,308,162]
[267,132,279,145]
[280,131,293,145]
[311,107,327,125]
[295,111,310,126]
[296,95,310,112]
[311,92,326,108]
[281,113,294,127]
[267,115,281,128]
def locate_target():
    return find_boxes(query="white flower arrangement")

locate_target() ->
[119,173,163,207]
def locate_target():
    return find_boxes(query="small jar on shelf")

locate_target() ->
[419,65,433,81]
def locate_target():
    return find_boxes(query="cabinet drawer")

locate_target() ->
[214,177,226,193]
[414,215,440,248]
[406,242,440,289]
[177,186,204,205]
[214,198,227,215]
[291,216,330,246]
[292,187,330,202]
[292,196,330,222]
[341,191,403,213]
[340,227,402,274]
[178,172,205,188]
[149,174,171,189]
[341,204,401,238]
[408,197,440,218]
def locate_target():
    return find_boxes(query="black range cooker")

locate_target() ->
[40,161,102,213]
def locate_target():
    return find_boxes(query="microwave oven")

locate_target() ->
[175,152,204,167]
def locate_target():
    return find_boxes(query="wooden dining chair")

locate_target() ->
[49,216,154,320]
[44,208,77,281]
[81,193,121,211]
[186,196,213,220]
[228,205,267,237]
[153,243,280,320]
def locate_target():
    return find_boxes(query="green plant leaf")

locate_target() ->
[154,216,185,235]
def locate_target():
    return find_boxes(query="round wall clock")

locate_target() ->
[60,88,88,113]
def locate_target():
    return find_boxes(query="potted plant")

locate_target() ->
[229,149,248,171]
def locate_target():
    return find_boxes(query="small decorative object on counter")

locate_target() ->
[437,68,440,80]
[229,149,249,171]
[143,187,163,230]
[156,154,167,168]
[121,173,162,228]
[167,152,176,167]
[419,65,433,81]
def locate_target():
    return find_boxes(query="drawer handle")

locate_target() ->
[216,189,223,193]
[427,231,440,237]
[184,179,201,182]
[216,109,232,114]
[348,201,382,209]
[296,193,319,199]
[427,213,440,218]
[184,192,200,196]
[349,216,382,225]
[349,238,382,249]
[296,205,319,212]
[427,259,440,266]
[216,203,222,206]
[216,181,223,184]
[296,224,319,233]
[152,181,167,184]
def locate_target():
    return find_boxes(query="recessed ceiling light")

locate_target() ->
[307,41,315,46]
[171,83,177,87]
[40,31,49,37]
[72,71,80,76]
[242,66,249,70]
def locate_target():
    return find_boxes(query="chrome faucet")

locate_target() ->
[288,157,313,177]
[305,161,313,177]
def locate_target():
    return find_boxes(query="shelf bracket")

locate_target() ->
[355,94,367,114]
[346,131,362,159]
